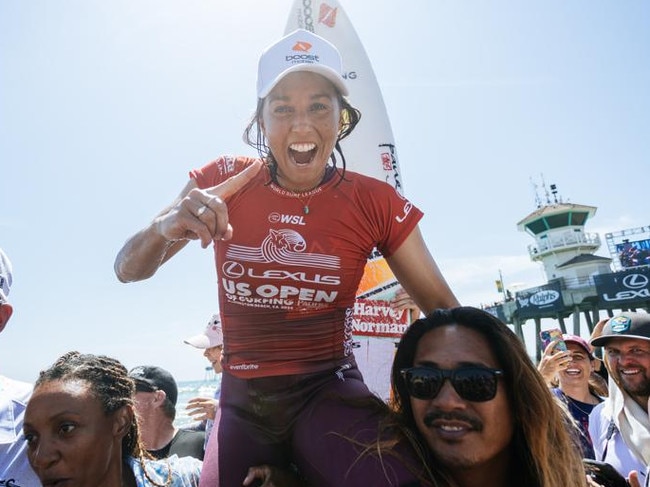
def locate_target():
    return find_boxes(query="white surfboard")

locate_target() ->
[285,0,408,400]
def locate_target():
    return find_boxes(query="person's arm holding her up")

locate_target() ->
[390,286,423,323]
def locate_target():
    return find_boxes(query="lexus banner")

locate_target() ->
[594,268,650,307]
[515,281,564,319]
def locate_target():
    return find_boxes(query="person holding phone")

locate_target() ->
[538,334,604,459]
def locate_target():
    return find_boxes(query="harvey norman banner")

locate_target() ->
[352,298,409,402]
[594,268,650,306]
[515,281,564,319]
[352,298,409,338]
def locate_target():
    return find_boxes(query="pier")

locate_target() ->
[484,183,650,361]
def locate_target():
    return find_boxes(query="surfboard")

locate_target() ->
[284,0,409,400]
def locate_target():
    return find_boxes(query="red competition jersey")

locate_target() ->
[191,156,423,378]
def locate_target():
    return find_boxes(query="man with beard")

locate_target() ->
[589,312,650,481]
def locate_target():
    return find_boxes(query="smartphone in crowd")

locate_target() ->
[583,459,630,487]
[539,328,568,352]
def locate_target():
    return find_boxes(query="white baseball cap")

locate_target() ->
[184,314,223,349]
[0,248,12,303]
[256,29,348,99]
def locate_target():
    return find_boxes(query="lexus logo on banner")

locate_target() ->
[594,268,650,306]
[622,274,649,289]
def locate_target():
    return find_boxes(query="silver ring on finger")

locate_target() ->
[197,205,208,217]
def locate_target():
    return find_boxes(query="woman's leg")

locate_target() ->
[199,374,290,487]
[291,368,428,487]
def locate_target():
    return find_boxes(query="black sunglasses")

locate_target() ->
[400,366,504,402]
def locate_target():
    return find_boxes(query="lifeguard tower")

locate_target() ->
[505,183,612,358]
[517,184,611,287]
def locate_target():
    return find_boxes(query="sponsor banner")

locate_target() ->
[594,268,650,306]
[352,298,409,338]
[515,281,564,319]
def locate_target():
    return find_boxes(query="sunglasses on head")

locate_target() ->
[400,366,504,402]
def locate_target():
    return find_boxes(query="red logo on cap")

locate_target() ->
[292,41,312,52]
[319,4,338,28]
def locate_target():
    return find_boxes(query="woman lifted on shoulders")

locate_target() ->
[115,29,458,486]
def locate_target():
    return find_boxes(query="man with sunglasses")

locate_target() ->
[389,307,588,487]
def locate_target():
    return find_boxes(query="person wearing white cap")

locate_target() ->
[0,248,42,486]
[114,28,459,486]
[184,313,224,375]
[183,314,223,449]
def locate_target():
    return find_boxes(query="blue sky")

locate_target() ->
[1,0,648,382]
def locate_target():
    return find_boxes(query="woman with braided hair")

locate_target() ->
[23,351,201,486]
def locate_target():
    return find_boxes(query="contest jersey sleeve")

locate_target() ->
[191,156,423,378]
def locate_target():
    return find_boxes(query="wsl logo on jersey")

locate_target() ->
[268,212,306,226]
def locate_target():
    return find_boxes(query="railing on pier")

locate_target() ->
[527,232,601,258]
